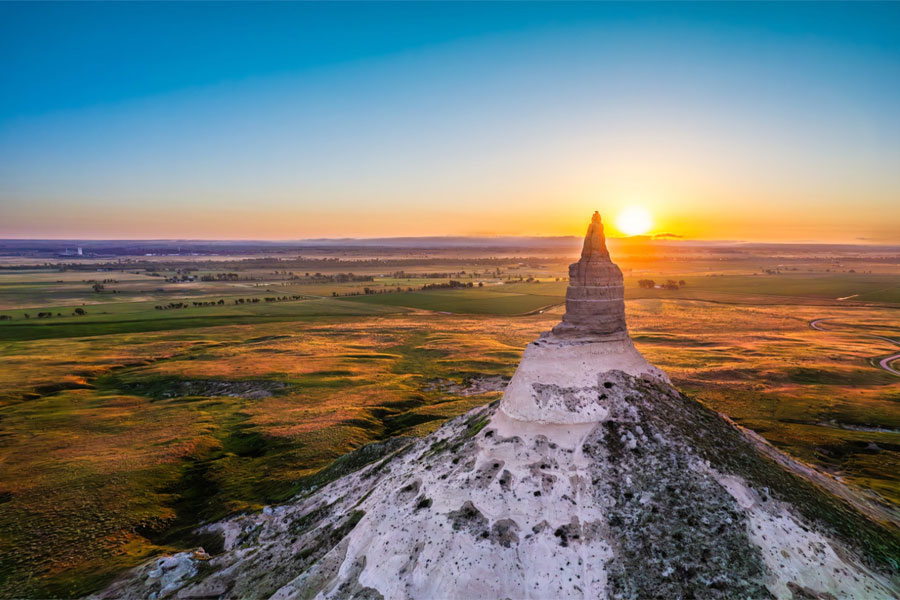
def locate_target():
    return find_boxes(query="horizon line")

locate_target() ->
[1,235,899,248]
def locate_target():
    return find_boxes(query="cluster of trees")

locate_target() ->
[422,280,474,290]
[390,271,469,279]
[1,307,86,320]
[330,280,491,298]
[638,279,686,290]
[90,282,121,293]
[236,295,303,303]
[275,271,376,283]
[309,272,374,283]
[162,268,199,283]
[333,287,405,297]
[153,295,304,310]
[200,272,240,281]
[155,302,189,310]
[388,270,553,282]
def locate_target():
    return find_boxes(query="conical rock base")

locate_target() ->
[97,371,899,600]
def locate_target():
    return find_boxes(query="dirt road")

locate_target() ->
[809,318,900,378]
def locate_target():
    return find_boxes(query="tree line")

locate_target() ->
[637,279,686,290]
[0,307,86,320]
[154,296,305,310]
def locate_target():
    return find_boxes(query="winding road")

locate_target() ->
[808,318,831,332]
[877,349,900,377]
[809,318,900,377]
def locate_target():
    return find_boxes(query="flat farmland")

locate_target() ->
[347,273,900,312]
[343,284,566,314]
[0,298,408,342]
[627,273,900,304]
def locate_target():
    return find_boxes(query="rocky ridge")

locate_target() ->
[95,213,900,600]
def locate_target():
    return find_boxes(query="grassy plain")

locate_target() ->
[0,315,535,597]
[0,297,407,342]
[0,250,898,597]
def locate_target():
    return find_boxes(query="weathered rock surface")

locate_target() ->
[94,213,900,600]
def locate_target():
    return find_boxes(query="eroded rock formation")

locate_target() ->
[551,211,627,341]
[500,212,666,424]
[95,213,900,600]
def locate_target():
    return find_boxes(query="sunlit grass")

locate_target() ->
[0,298,898,596]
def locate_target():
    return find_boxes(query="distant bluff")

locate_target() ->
[96,213,900,600]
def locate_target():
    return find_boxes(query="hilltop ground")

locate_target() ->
[0,241,898,597]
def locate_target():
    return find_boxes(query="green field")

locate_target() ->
[344,283,565,314]
[3,271,900,343]
[0,298,407,342]
[628,273,900,304]
[336,273,900,315]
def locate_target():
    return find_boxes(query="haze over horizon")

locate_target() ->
[2,2,899,243]
[2,234,900,248]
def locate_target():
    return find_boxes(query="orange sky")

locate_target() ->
[2,3,899,243]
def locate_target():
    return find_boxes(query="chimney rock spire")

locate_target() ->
[550,211,627,340]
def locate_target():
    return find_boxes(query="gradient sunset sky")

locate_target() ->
[1,2,898,242]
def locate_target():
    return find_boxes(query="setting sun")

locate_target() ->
[615,206,652,236]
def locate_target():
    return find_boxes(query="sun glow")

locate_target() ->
[616,206,652,236]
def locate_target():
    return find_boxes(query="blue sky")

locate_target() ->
[2,2,899,240]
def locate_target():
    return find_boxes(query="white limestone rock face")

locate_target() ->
[499,337,668,424]
[94,213,900,600]
[95,373,900,600]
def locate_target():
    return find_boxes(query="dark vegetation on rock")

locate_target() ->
[584,382,771,598]
[639,378,900,576]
